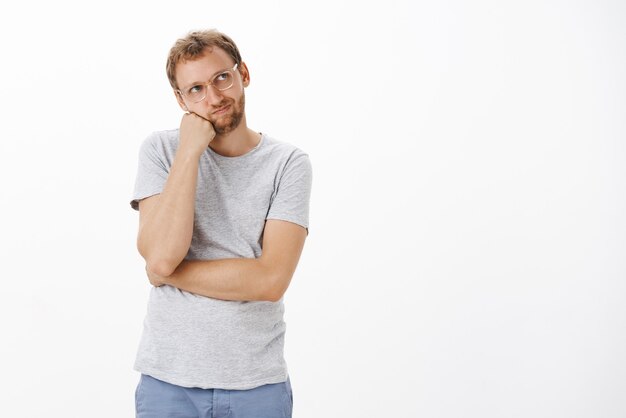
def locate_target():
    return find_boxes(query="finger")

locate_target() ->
[189,111,211,122]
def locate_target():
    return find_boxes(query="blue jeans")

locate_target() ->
[135,374,293,418]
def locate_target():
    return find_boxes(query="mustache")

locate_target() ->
[210,99,233,111]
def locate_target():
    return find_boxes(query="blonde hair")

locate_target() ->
[166,29,242,90]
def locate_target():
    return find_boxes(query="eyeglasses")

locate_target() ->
[177,63,239,103]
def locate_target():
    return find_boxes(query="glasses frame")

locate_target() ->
[177,63,239,103]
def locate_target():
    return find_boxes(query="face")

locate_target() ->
[174,47,249,135]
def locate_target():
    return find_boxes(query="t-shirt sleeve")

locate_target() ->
[266,152,312,230]
[130,134,170,211]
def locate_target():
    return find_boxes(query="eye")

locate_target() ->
[214,72,230,82]
[188,85,203,95]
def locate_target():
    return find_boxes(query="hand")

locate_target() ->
[178,112,216,157]
[146,265,167,287]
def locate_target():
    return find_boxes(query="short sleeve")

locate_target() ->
[130,134,170,210]
[266,152,312,230]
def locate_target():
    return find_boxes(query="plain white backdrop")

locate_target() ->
[0,1,624,417]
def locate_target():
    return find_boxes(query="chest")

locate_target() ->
[190,159,278,253]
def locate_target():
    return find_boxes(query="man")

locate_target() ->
[130,29,311,418]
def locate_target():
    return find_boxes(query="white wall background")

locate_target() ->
[0,1,624,417]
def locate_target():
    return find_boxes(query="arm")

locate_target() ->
[147,219,307,302]
[137,113,215,277]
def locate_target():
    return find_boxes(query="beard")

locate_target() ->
[208,92,245,135]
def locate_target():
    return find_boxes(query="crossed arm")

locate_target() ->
[139,194,306,302]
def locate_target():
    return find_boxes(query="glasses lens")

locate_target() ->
[182,68,235,103]
[213,71,234,91]
[186,85,207,103]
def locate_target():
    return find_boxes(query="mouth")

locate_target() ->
[212,104,231,115]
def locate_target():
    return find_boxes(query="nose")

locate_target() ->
[204,85,224,106]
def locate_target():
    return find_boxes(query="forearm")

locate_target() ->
[162,258,280,302]
[146,220,306,302]
[138,150,200,275]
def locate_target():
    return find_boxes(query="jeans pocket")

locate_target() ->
[134,375,144,412]
[287,378,293,405]
[284,378,293,410]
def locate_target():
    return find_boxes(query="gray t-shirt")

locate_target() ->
[130,129,312,390]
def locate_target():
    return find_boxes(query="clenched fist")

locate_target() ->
[178,112,216,158]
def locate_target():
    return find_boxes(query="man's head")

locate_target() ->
[167,30,249,135]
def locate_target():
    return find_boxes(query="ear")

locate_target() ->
[174,90,189,111]
[239,61,251,87]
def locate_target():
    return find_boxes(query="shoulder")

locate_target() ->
[261,134,310,164]
[142,129,180,148]
[259,135,312,186]
[138,129,180,157]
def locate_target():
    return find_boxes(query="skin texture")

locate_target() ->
[136,47,307,302]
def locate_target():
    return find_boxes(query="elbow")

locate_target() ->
[138,242,182,278]
[137,234,186,278]
[146,258,179,278]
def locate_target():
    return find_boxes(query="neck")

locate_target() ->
[209,117,261,157]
